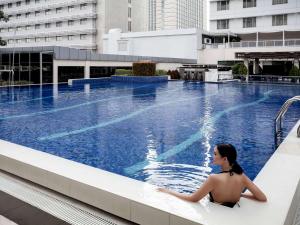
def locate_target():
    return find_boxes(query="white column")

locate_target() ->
[294,59,299,69]
[283,30,285,46]
[244,59,249,82]
[227,32,230,48]
[84,61,90,79]
[53,60,58,84]
[256,32,259,47]
[39,52,43,85]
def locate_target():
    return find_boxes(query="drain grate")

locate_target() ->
[0,171,133,225]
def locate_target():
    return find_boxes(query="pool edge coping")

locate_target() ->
[0,120,299,225]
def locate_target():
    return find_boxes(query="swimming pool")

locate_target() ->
[0,82,299,193]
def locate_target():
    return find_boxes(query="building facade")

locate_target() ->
[0,0,144,52]
[147,0,206,31]
[210,0,300,33]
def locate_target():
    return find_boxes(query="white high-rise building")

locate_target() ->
[147,0,207,31]
[210,0,300,33]
[0,0,144,52]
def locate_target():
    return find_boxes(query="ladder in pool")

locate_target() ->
[274,95,300,148]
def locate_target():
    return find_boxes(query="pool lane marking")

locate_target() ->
[0,84,175,120]
[124,90,272,175]
[38,92,218,141]
[0,83,154,107]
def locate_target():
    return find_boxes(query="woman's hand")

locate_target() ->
[157,187,170,194]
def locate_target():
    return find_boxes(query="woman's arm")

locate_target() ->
[158,175,215,202]
[241,175,267,202]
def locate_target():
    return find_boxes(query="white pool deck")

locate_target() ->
[0,120,299,225]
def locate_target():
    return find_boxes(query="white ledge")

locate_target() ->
[0,120,299,225]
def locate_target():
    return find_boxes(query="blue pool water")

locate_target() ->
[0,82,299,193]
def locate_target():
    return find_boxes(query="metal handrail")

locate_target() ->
[274,96,300,147]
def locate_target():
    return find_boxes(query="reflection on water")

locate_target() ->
[132,85,157,101]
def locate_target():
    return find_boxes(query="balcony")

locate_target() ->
[4,0,97,15]
[203,39,300,49]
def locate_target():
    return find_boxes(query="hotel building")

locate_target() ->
[147,0,207,31]
[0,0,144,52]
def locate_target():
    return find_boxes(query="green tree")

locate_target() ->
[232,63,248,76]
[239,63,248,76]
[289,65,300,76]
[0,10,9,46]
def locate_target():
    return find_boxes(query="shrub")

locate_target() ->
[155,70,168,76]
[289,66,300,76]
[115,69,133,76]
[133,61,156,76]
[239,64,248,76]
[167,70,181,79]
[232,64,241,75]
[232,63,248,76]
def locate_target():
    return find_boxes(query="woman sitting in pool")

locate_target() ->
[158,144,267,207]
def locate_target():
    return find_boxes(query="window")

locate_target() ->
[35,24,40,29]
[35,37,41,42]
[45,23,51,28]
[56,36,62,41]
[68,35,74,40]
[80,19,87,25]
[128,0,131,4]
[128,7,131,18]
[25,0,30,5]
[45,37,51,42]
[217,20,229,29]
[16,1,21,6]
[80,34,87,40]
[80,3,87,9]
[8,40,14,44]
[128,21,131,31]
[68,6,74,12]
[35,11,40,16]
[0,5,4,10]
[45,9,51,15]
[217,1,229,11]
[273,0,287,4]
[26,25,30,30]
[68,20,74,26]
[25,12,30,18]
[16,14,21,19]
[16,26,22,31]
[243,0,256,8]
[35,0,40,3]
[8,3,12,8]
[8,28,13,32]
[272,14,287,26]
[26,38,31,43]
[56,22,62,27]
[243,17,256,28]
[56,8,62,13]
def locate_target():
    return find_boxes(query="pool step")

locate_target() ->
[0,171,134,225]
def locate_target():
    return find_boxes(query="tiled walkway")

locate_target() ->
[0,190,69,225]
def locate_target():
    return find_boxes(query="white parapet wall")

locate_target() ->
[103,28,201,60]
[198,45,300,65]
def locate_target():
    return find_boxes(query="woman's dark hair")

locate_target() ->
[216,144,243,175]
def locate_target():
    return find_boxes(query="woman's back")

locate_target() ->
[210,173,245,203]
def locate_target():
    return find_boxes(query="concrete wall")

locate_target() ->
[198,45,300,64]
[103,28,200,59]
